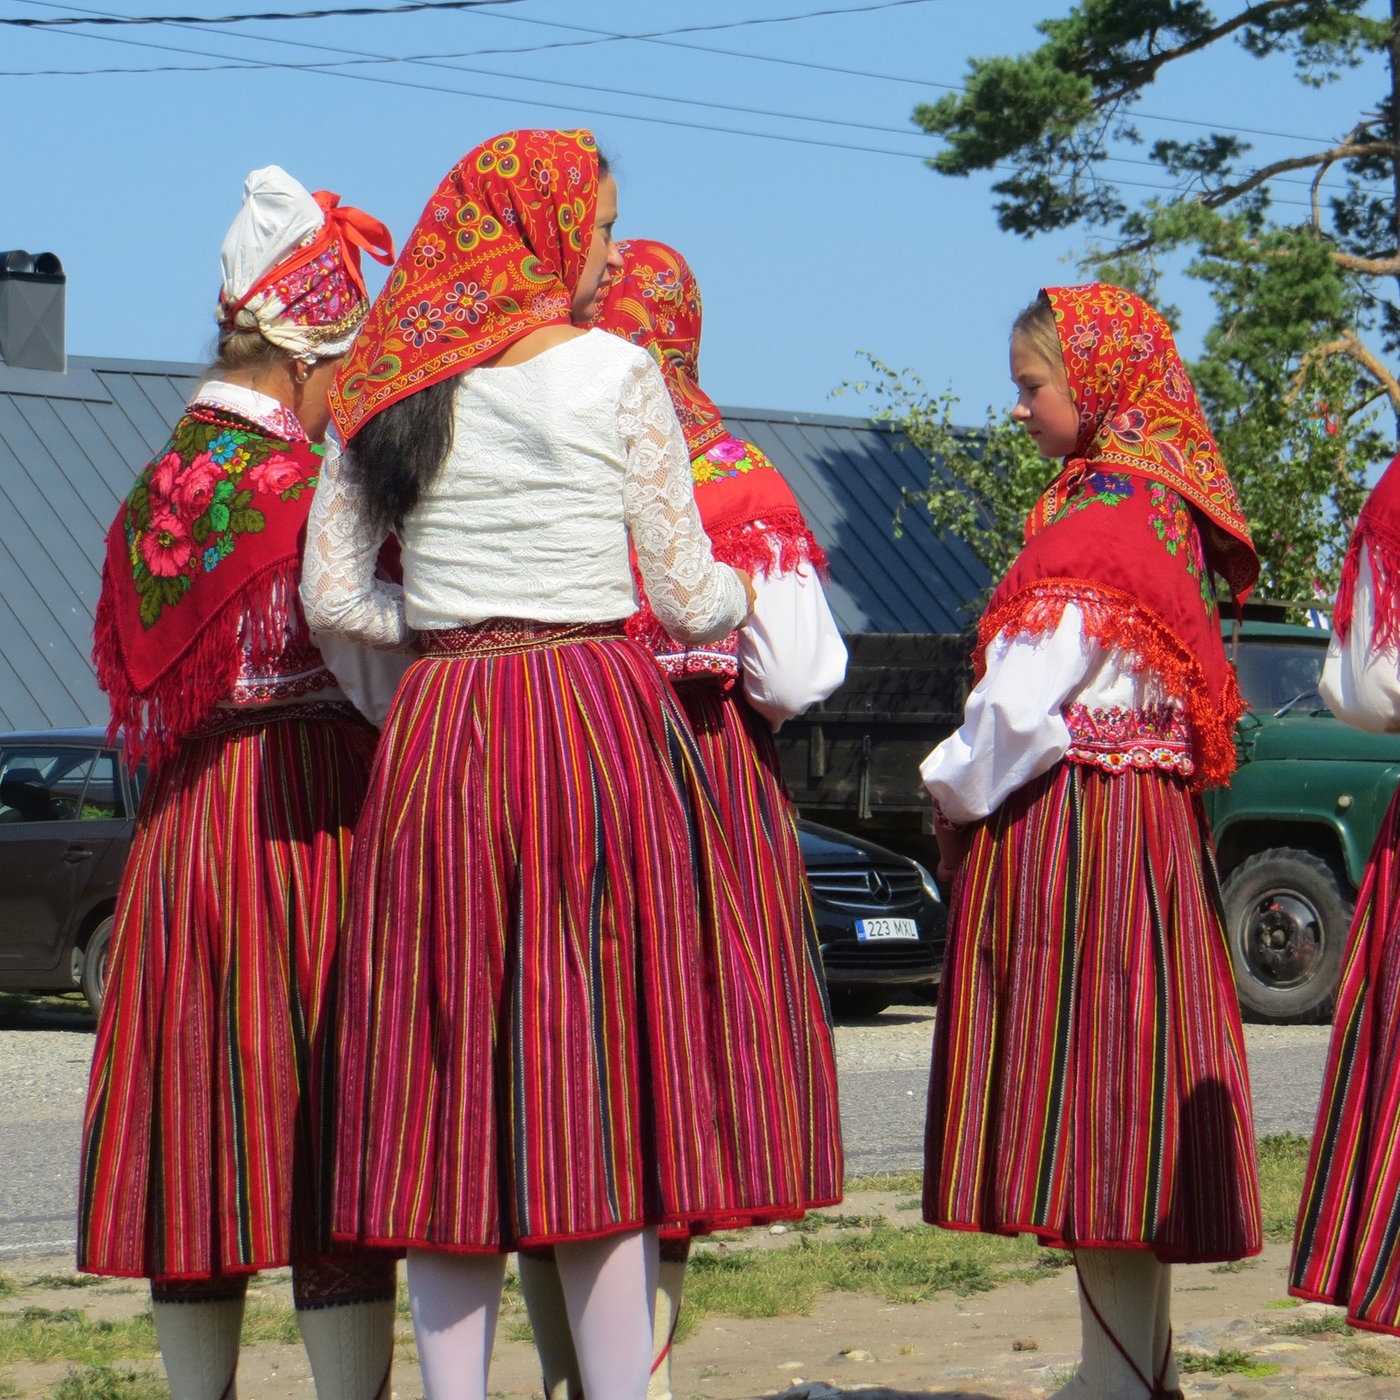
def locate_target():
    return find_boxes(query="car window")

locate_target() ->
[81,750,127,820]
[0,746,110,823]
[1234,638,1328,713]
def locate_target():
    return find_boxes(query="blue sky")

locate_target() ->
[2,0,1388,423]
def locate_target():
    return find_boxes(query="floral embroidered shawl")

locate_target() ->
[92,391,325,772]
[1334,452,1400,651]
[331,129,603,441]
[981,283,1259,788]
[596,238,828,679]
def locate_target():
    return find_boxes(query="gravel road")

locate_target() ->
[0,1004,1335,1260]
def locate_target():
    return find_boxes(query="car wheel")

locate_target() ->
[1221,848,1349,1024]
[80,915,114,1016]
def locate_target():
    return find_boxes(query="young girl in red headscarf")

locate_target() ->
[302,132,826,1400]
[517,237,847,1400]
[921,284,1263,1399]
[1291,455,1400,1334]
[81,166,398,1400]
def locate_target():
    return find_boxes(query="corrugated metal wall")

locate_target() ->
[0,364,985,732]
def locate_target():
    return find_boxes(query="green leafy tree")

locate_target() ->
[903,0,1399,598]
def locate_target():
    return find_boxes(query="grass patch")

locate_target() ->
[1263,1298,1300,1310]
[1177,1346,1280,1378]
[0,1281,15,1303]
[1275,1310,1350,1336]
[29,1276,101,1292]
[684,1224,1037,1319]
[844,1172,923,1195]
[239,1299,300,1347]
[1258,1133,1311,1241]
[0,1308,158,1367]
[788,1211,887,1234]
[1338,1338,1400,1376]
[1209,1258,1255,1274]
[52,1366,167,1400]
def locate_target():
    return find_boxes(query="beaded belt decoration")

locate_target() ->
[418,619,627,659]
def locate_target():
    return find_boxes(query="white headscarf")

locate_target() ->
[216,166,384,361]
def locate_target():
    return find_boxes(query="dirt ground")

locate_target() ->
[6,1189,1399,1400]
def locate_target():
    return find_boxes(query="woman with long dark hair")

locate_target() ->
[302,130,818,1400]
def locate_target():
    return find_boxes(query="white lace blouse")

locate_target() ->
[301,330,747,647]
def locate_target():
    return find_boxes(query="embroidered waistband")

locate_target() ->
[191,699,367,740]
[1064,702,1195,778]
[418,619,627,658]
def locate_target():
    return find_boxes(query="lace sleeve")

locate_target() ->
[619,358,747,645]
[300,440,410,650]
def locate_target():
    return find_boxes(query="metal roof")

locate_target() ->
[0,354,199,731]
[0,359,986,730]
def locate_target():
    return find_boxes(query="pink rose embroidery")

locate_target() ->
[246,455,304,495]
[141,510,194,577]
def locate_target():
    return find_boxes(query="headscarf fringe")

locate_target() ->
[1335,512,1400,651]
[978,577,1243,789]
[93,558,308,774]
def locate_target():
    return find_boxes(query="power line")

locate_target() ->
[1,0,516,25]
[4,0,1365,169]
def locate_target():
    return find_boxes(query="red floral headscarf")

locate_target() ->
[596,238,828,681]
[1031,282,1257,606]
[981,283,1259,787]
[331,129,603,441]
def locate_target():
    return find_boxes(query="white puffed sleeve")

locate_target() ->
[920,605,1094,825]
[1320,554,1400,732]
[738,546,847,730]
[619,358,747,645]
[300,439,410,650]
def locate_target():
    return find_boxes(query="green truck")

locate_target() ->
[779,615,1400,1024]
[1205,613,1400,1023]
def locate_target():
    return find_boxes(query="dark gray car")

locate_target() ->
[0,727,139,1012]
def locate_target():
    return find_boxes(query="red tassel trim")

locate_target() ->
[93,559,310,775]
[976,578,1243,789]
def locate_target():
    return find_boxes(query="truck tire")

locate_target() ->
[1221,848,1349,1024]
[80,915,114,1017]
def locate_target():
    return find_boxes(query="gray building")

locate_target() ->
[0,256,988,743]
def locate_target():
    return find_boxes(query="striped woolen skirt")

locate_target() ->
[1291,789,1400,1333]
[675,680,843,1221]
[923,761,1262,1262]
[331,625,815,1254]
[78,705,377,1280]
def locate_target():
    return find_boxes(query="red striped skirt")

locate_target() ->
[923,761,1262,1262]
[1291,787,1400,1333]
[674,681,843,1221]
[331,624,816,1253]
[78,705,378,1279]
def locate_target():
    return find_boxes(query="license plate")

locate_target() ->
[855,917,919,942]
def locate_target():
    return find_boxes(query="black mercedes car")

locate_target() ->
[798,818,945,1017]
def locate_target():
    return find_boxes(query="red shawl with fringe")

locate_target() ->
[597,238,827,677]
[93,400,323,772]
[1334,452,1400,650]
[982,284,1258,789]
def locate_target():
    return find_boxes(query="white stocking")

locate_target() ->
[1051,1248,1165,1399]
[1153,1262,1179,1395]
[296,1297,396,1400]
[405,1249,508,1400]
[151,1296,245,1400]
[648,1248,688,1400]
[517,1250,579,1400]
[555,1228,659,1400]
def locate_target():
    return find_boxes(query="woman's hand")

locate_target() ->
[733,567,757,622]
[934,821,972,885]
